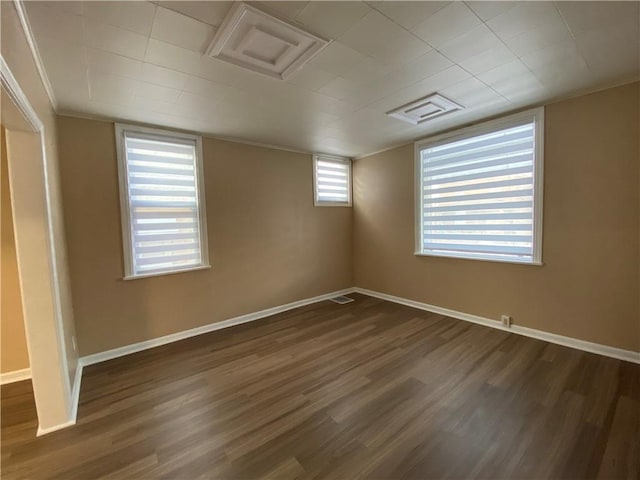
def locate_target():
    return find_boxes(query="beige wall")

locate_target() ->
[1,126,30,373]
[56,116,353,356]
[2,0,78,428]
[354,82,640,353]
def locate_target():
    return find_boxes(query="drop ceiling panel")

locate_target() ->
[367,1,449,30]
[22,0,640,158]
[295,1,371,39]
[157,1,233,27]
[83,1,156,36]
[411,2,481,46]
[151,6,215,52]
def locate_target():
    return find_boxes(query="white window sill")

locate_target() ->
[414,252,543,266]
[123,264,211,281]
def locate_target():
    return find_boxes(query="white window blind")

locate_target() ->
[313,154,352,206]
[416,109,543,264]
[116,125,209,279]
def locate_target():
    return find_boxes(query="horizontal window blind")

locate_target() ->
[120,129,207,277]
[314,155,352,206]
[418,114,542,264]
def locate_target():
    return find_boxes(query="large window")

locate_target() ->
[415,108,544,264]
[313,154,352,206]
[115,124,209,279]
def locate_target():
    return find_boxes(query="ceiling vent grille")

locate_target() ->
[205,2,329,80]
[387,93,463,125]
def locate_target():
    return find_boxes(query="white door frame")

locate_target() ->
[1,55,77,434]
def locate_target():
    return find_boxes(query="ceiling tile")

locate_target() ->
[141,63,190,90]
[145,38,204,75]
[411,2,481,47]
[367,1,449,30]
[437,24,503,63]
[383,50,454,88]
[340,57,395,85]
[133,81,182,103]
[87,49,143,79]
[339,10,431,64]
[520,39,591,91]
[157,1,233,27]
[487,2,560,41]
[295,1,370,39]
[309,42,368,76]
[476,59,546,102]
[255,1,309,20]
[465,1,516,21]
[83,19,149,60]
[88,71,137,105]
[182,75,243,104]
[130,95,184,117]
[83,1,157,36]
[440,77,505,108]
[151,6,215,52]
[458,44,516,75]
[40,1,83,16]
[25,2,83,45]
[286,65,337,92]
[502,13,572,57]
[556,1,640,36]
[317,76,358,101]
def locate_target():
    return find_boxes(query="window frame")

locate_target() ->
[414,107,544,265]
[312,153,353,207]
[115,123,210,280]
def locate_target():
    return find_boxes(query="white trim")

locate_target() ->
[36,419,76,437]
[0,57,43,131]
[69,362,83,423]
[114,123,210,280]
[2,54,75,433]
[13,0,57,110]
[313,153,352,207]
[354,288,640,364]
[414,107,544,265]
[81,288,356,366]
[0,368,32,385]
[58,111,313,157]
[36,360,83,436]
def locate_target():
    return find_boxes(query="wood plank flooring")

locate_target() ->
[2,293,639,479]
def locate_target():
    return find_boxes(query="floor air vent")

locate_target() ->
[329,296,354,304]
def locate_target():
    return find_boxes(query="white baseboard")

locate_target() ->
[36,419,76,436]
[354,287,640,364]
[81,288,356,367]
[0,367,31,385]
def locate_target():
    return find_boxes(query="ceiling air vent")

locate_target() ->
[205,2,329,80]
[387,93,463,125]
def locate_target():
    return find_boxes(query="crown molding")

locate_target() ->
[13,0,58,111]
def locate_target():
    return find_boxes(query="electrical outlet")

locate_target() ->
[501,315,512,328]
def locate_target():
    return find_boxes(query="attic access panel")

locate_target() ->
[205,2,329,80]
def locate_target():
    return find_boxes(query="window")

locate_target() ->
[115,124,209,279]
[415,108,544,264]
[313,154,352,206]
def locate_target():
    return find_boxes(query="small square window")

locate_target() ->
[313,154,352,206]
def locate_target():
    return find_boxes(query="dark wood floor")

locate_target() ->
[2,293,639,479]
